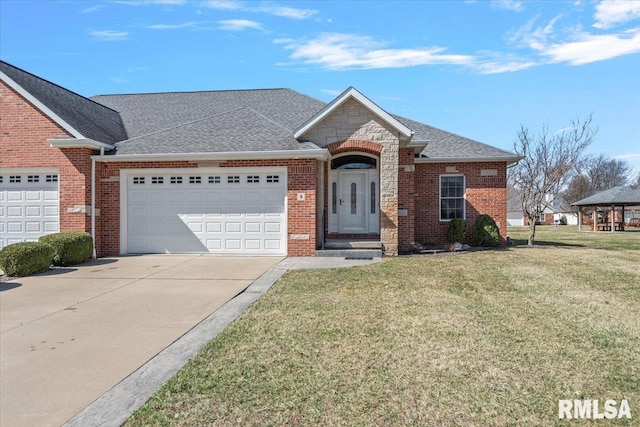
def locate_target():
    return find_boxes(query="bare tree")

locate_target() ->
[509,115,597,245]
[563,154,631,209]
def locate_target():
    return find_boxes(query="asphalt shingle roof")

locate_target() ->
[0,61,127,144]
[572,186,640,206]
[2,60,518,160]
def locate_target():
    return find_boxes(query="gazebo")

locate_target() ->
[572,186,640,232]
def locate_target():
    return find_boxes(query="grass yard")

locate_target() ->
[127,226,639,426]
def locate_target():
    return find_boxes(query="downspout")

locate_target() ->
[90,147,103,259]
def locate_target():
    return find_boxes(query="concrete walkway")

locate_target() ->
[1,255,381,427]
[0,255,281,427]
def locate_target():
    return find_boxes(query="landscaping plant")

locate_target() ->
[0,242,53,277]
[39,232,93,266]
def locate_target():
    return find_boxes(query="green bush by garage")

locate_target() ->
[0,242,54,277]
[39,232,93,267]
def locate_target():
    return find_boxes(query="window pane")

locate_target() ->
[440,176,465,220]
[370,182,376,214]
[351,182,357,214]
[332,182,337,214]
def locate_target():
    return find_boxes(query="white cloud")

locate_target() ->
[90,30,129,41]
[508,14,640,65]
[81,5,104,13]
[279,33,473,70]
[543,28,640,65]
[202,0,242,10]
[593,0,640,29]
[217,19,262,31]
[473,57,537,74]
[114,0,187,5]
[147,21,200,30]
[320,88,341,97]
[492,0,523,12]
[203,0,316,20]
[254,5,317,20]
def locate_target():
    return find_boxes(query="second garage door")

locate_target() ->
[124,169,287,255]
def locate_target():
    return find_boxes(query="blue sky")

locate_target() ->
[1,0,639,178]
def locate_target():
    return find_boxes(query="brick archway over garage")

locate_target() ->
[326,139,384,157]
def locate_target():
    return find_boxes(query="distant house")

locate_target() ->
[506,187,554,226]
[1,60,520,256]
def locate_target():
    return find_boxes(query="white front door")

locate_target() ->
[339,171,367,233]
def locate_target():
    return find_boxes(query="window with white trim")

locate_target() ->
[440,175,465,220]
[133,177,145,184]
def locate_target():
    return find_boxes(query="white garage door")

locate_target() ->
[125,169,286,254]
[0,172,59,249]
[507,212,524,227]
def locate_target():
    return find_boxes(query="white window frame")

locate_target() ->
[439,174,466,222]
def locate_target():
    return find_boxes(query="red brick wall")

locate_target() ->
[414,162,508,245]
[1,80,93,233]
[96,159,318,257]
[398,148,415,252]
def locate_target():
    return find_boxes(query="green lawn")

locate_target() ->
[127,226,639,426]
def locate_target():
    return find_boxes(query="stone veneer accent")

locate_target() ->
[301,98,404,255]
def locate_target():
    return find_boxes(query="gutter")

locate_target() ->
[91,149,331,162]
[49,138,115,151]
[415,156,522,165]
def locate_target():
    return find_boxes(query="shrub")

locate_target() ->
[446,218,466,243]
[39,232,93,267]
[559,215,568,225]
[474,214,500,247]
[0,242,53,277]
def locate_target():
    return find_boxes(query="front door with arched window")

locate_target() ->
[328,154,380,234]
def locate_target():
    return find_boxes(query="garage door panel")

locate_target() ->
[44,222,58,233]
[126,171,286,254]
[25,221,42,232]
[7,206,23,217]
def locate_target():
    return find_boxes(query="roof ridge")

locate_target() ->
[247,107,293,133]
[93,88,292,98]
[114,106,248,146]
[0,60,122,115]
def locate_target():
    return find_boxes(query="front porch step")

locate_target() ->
[316,249,382,259]
[323,239,382,250]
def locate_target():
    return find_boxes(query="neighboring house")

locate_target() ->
[1,60,519,256]
[506,187,554,226]
[552,196,578,225]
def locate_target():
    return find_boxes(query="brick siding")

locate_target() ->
[1,80,93,233]
[414,162,508,245]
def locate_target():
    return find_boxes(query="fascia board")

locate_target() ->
[415,156,521,165]
[1,71,85,139]
[294,87,412,139]
[92,149,330,162]
[49,138,114,150]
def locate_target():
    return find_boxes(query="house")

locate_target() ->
[1,60,520,256]
[506,187,555,226]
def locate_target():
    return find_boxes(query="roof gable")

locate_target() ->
[294,87,412,140]
[0,61,126,144]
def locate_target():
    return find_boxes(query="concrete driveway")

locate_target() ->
[0,255,281,427]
